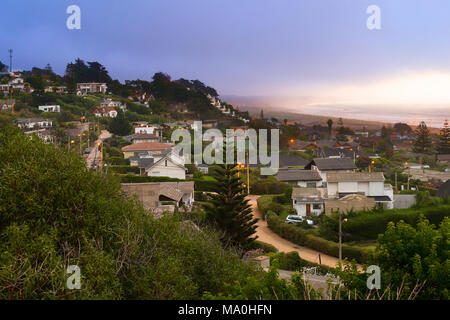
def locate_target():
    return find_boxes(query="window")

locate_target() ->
[165,160,168,166]
[313,204,321,210]
[306,182,316,188]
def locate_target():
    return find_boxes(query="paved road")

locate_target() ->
[247,195,340,268]
[86,130,112,169]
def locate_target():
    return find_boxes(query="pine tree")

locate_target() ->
[437,120,450,154]
[413,121,432,153]
[204,163,258,249]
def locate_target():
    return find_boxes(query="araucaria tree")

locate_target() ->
[204,164,258,249]
[437,119,450,154]
[413,121,432,153]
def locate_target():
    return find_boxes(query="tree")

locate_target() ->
[376,216,449,300]
[437,119,450,154]
[381,125,392,139]
[0,61,7,72]
[260,109,264,120]
[327,118,333,135]
[394,122,413,136]
[413,121,432,153]
[26,74,45,94]
[107,109,132,136]
[204,163,258,249]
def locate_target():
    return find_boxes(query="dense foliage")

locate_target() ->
[0,127,262,299]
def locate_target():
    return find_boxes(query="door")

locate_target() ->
[306,204,311,216]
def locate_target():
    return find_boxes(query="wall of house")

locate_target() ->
[368,181,384,196]
[146,161,186,179]
[297,181,322,188]
[293,201,324,217]
[324,198,375,215]
[338,181,358,193]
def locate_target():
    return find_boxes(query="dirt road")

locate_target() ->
[247,195,340,268]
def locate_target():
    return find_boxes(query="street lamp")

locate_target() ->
[338,214,348,263]
[405,161,411,190]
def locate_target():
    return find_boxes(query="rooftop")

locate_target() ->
[326,172,385,182]
[305,157,356,171]
[276,168,322,182]
[122,142,173,152]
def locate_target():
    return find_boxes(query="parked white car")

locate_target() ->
[284,215,313,225]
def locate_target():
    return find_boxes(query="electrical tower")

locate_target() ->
[8,49,13,72]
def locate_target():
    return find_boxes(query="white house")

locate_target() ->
[276,168,323,187]
[326,172,394,209]
[77,82,107,95]
[17,118,53,130]
[134,125,161,137]
[100,99,126,111]
[39,105,61,113]
[292,187,327,217]
[304,157,356,182]
[142,151,186,180]
[93,106,117,118]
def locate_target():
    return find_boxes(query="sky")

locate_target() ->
[2,0,450,109]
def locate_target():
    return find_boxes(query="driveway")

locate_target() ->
[247,195,340,268]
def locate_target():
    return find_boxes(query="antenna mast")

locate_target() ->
[8,49,13,72]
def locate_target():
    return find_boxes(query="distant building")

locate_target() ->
[100,98,126,111]
[131,133,160,144]
[17,118,53,130]
[122,141,173,159]
[44,86,67,93]
[76,82,107,95]
[39,105,61,113]
[0,99,15,111]
[134,125,161,137]
[92,106,117,118]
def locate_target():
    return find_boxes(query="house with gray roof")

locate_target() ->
[326,172,393,209]
[304,157,356,182]
[276,168,323,187]
[291,187,328,216]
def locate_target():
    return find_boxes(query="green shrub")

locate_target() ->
[266,215,371,263]
[118,174,183,183]
[342,205,450,240]
[250,240,278,253]
[109,157,130,165]
[110,165,140,174]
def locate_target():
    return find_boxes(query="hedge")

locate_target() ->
[109,156,130,165]
[110,165,140,174]
[342,204,450,240]
[118,174,183,183]
[266,214,371,264]
[194,177,217,192]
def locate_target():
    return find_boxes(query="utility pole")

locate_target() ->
[8,49,12,72]
[395,171,398,192]
[338,210,342,263]
[246,150,250,195]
